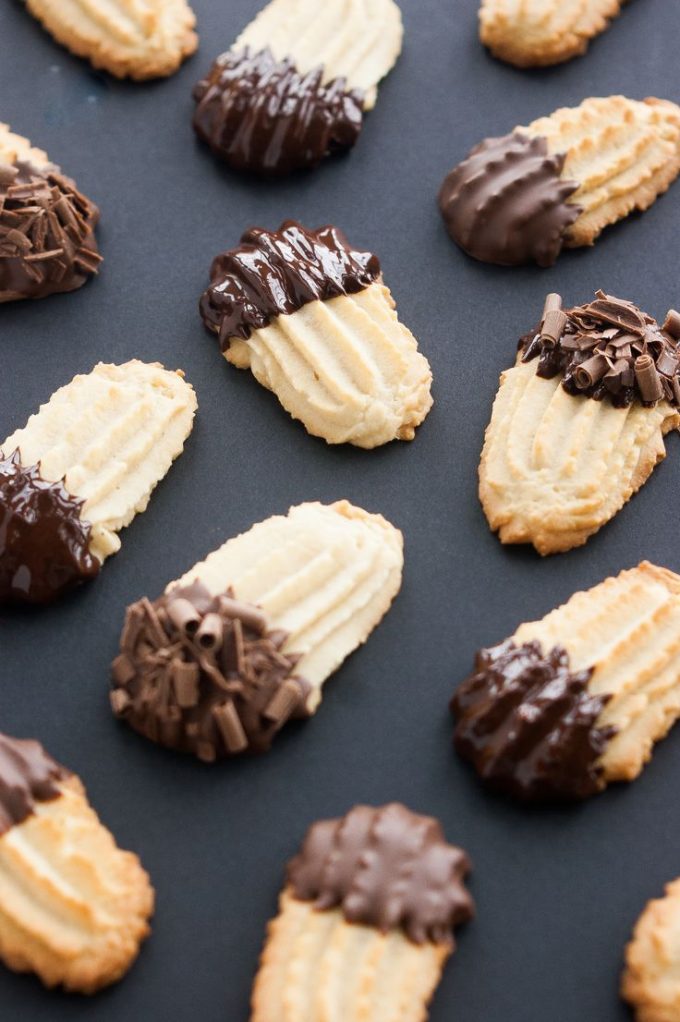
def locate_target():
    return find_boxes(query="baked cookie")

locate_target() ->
[623,878,680,1022]
[479,292,680,554]
[24,0,197,80]
[451,562,680,800]
[0,361,196,604]
[479,0,624,68]
[192,0,402,175]
[0,732,153,992]
[111,501,403,760]
[199,222,432,448]
[0,123,101,303]
[438,95,680,266]
[250,803,474,1022]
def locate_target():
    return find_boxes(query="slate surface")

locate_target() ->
[0,1,678,1018]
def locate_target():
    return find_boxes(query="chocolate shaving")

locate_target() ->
[0,161,101,303]
[521,292,680,408]
[451,639,615,801]
[110,581,311,760]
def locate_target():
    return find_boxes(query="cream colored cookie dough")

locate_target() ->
[0,775,153,993]
[0,123,49,170]
[480,0,624,68]
[623,877,680,1022]
[251,890,449,1022]
[25,0,198,80]
[514,562,680,785]
[225,283,432,449]
[520,96,680,249]
[175,500,403,711]
[2,360,197,563]
[479,356,678,555]
[233,0,403,109]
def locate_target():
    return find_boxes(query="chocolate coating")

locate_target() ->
[0,733,69,835]
[438,132,581,267]
[451,639,615,801]
[0,160,101,303]
[199,220,381,348]
[111,581,311,761]
[522,291,680,408]
[0,450,100,605]
[288,803,474,946]
[192,47,364,177]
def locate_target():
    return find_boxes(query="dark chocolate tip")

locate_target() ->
[451,639,615,801]
[287,803,474,946]
[192,47,364,177]
[0,450,100,605]
[521,290,680,409]
[199,220,381,348]
[437,132,581,268]
[0,733,69,835]
[0,161,101,304]
[110,580,311,761]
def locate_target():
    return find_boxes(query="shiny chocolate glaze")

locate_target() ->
[0,733,69,835]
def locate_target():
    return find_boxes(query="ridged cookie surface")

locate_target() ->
[0,774,153,993]
[175,501,403,708]
[623,877,680,1022]
[2,360,197,562]
[479,0,624,67]
[0,124,49,170]
[524,96,680,249]
[479,358,678,554]
[233,0,403,109]
[251,892,450,1022]
[25,0,198,79]
[226,283,433,448]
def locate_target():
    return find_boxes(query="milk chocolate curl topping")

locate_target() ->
[0,733,69,835]
[451,640,615,801]
[111,581,311,761]
[192,48,364,177]
[0,160,101,303]
[200,220,381,348]
[0,450,100,605]
[438,132,581,267]
[287,803,474,946]
[522,291,680,407]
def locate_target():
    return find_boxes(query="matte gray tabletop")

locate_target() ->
[1,0,678,1019]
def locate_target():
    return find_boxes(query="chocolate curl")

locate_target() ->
[264,679,305,724]
[195,613,224,651]
[635,354,664,403]
[574,353,609,389]
[604,359,629,394]
[218,595,267,635]
[111,654,136,686]
[0,162,18,187]
[539,294,567,349]
[656,348,679,378]
[167,597,201,637]
[172,661,200,708]
[213,701,249,754]
[662,309,680,340]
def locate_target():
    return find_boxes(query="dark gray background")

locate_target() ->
[0,0,677,1018]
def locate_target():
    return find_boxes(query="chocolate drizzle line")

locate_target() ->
[521,291,680,408]
[451,640,615,801]
[111,581,311,761]
[0,160,101,303]
[438,132,581,267]
[0,733,69,835]
[0,450,100,605]
[192,47,364,177]
[199,221,381,349]
[288,803,474,946]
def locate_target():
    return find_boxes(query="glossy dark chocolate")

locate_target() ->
[199,220,380,348]
[0,450,100,605]
[451,639,615,801]
[193,47,364,177]
[288,803,474,946]
[0,733,69,835]
[522,291,680,408]
[111,581,310,761]
[438,132,581,267]
[0,160,101,303]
